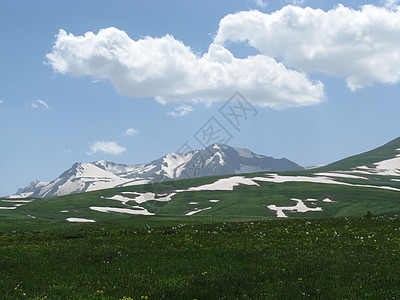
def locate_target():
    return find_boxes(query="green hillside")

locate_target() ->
[316,136,400,172]
[1,137,400,226]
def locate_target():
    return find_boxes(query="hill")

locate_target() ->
[316,136,400,174]
[1,137,399,223]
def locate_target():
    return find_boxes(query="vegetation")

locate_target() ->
[2,176,400,223]
[315,136,400,172]
[1,215,400,299]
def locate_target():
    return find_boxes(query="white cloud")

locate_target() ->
[87,141,126,155]
[383,0,400,9]
[123,128,139,136]
[253,0,267,9]
[214,5,400,91]
[32,99,51,110]
[287,0,305,5]
[167,105,193,117]
[0,100,3,104]
[46,27,324,109]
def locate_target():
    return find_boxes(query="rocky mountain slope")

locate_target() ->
[10,144,304,198]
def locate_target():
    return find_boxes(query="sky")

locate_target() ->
[1,0,400,196]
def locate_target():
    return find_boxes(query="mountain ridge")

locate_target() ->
[10,144,304,198]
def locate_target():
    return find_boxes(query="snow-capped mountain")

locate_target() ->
[10,144,304,198]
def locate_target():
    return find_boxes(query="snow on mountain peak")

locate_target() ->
[95,160,107,166]
[205,151,226,166]
[11,143,304,198]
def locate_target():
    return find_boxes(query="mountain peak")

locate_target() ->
[11,144,304,198]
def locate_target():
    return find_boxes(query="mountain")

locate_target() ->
[315,136,400,176]
[4,137,400,220]
[10,144,304,198]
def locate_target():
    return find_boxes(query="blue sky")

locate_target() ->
[1,0,400,196]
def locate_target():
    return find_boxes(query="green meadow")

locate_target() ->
[1,215,400,299]
[1,138,400,299]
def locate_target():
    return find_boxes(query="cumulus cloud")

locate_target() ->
[87,141,126,155]
[32,99,51,110]
[46,27,324,109]
[123,128,139,136]
[167,105,193,117]
[214,5,400,90]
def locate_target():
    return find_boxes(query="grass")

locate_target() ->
[2,178,400,223]
[315,136,400,172]
[1,215,400,299]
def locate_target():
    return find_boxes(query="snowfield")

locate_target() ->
[267,198,325,218]
[350,154,400,176]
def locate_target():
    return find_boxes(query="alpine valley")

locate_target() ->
[1,137,400,222]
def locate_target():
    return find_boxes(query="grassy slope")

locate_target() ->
[2,172,400,224]
[315,136,400,172]
[2,136,400,223]
[1,216,400,299]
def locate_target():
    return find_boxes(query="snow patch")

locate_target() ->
[323,198,334,202]
[315,172,368,180]
[205,151,225,166]
[209,199,220,203]
[188,176,259,191]
[7,194,34,199]
[253,174,340,185]
[1,199,33,203]
[252,174,400,192]
[162,152,193,178]
[104,192,176,204]
[185,207,212,216]
[66,217,96,223]
[0,206,17,210]
[267,198,323,218]
[90,206,154,215]
[351,154,400,176]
